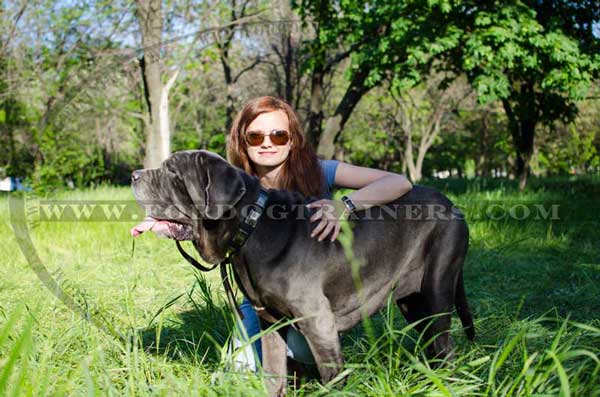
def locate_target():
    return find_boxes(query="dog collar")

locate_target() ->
[226,187,269,256]
[175,187,269,271]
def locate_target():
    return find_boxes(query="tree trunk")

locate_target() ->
[515,122,535,191]
[405,132,421,182]
[307,67,324,149]
[3,99,17,173]
[137,0,172,169]
[501,94,537,191]
[476,111,488,177]
[283,33,294,103]
[214,0,259,132]
[219,45,235,132]
[317,65,371,159]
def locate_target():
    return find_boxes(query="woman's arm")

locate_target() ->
[333,162,413,211]
[307,161,413,241]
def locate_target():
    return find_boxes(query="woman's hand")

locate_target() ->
[306,199,348,242]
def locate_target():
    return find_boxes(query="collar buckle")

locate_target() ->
[246,208,261,227]
[225,187,269,257]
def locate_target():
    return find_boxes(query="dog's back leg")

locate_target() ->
[396,291,432,337]
[420,221,471,359]
[454,269,475,340]
[397,290,455,360]
[397,229,469,359]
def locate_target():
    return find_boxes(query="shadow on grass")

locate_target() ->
[138,273,232,365]
[423,174,600,196]
[465,242,599,324]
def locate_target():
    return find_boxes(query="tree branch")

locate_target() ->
[232,55,262,83]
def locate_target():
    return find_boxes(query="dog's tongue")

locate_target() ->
[130,217,175,238]
[130,217,193,240]
[131,217,156,237]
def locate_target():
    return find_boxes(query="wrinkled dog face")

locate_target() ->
[131,153,200,240]
[131,150,247,263]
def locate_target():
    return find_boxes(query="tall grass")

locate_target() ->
[0,177,598,395]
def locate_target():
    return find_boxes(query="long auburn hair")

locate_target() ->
[226,96,324,197]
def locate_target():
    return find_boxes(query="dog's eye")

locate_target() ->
[164,165,179,177]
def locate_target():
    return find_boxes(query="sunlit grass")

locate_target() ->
[0,176,598,396]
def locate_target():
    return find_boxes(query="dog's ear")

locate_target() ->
[203,153,247,219]
[181,151,246,220]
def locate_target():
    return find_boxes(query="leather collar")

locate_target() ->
[175,187,270,271]
[225,187,270,257]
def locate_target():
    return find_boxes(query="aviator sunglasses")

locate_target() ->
[244,129,290,146]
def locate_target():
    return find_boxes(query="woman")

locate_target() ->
[226,96,413,370]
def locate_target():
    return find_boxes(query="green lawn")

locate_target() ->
[1,177,599,396]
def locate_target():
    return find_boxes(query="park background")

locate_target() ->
[1,1,599,396]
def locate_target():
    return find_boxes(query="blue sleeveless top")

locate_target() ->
[318,159,339,199]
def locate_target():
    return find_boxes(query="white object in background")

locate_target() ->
[0,177,13,191]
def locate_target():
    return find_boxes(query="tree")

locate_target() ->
[206,0,264,130]
[448,1,600,189]
[293,0,463,159]
[0,0,29,176]
[1,0,137,188]
[389,74,471,182]
[535,88,600,175]
[136,0,176,168]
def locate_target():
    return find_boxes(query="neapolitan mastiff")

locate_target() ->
[131,150,474,395]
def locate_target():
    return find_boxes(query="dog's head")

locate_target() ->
[130,150,248,263]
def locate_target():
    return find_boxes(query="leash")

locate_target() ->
[175,241,219,272]
[220,255,242,317]
[176,241,241,316]
[175,188,270,319]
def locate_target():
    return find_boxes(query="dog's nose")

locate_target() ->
[131,169,144,182]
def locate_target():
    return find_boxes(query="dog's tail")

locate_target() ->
[455,270,475,340]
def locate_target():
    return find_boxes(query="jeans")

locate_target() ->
[239,296,262,363]
[238,297,317,367]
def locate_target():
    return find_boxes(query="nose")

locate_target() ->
[261,136,273,147]
[131,169,144,182]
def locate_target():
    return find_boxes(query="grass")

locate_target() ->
[0,177,599,396]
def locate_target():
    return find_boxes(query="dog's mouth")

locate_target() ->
[130,217,194,241]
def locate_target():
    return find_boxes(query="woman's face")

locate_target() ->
[244,110,292,170]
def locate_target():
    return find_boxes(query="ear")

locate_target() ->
[203,153,247,219]
[178,151,208,213]
[180,151,246,220]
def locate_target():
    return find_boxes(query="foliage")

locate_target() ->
[536,122,600,175]
[341,91,404,170]
[441,0,600,187]
[459,2,598,115]
[32,128,106,193]
[0,0,599,191]
[292,0,465,89]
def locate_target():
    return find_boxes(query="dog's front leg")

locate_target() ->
[261,330,287,396]
[297,307,344,384]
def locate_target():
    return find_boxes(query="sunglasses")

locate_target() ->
[244,129,290,146]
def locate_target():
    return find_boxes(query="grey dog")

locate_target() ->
[131,150,474,395]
